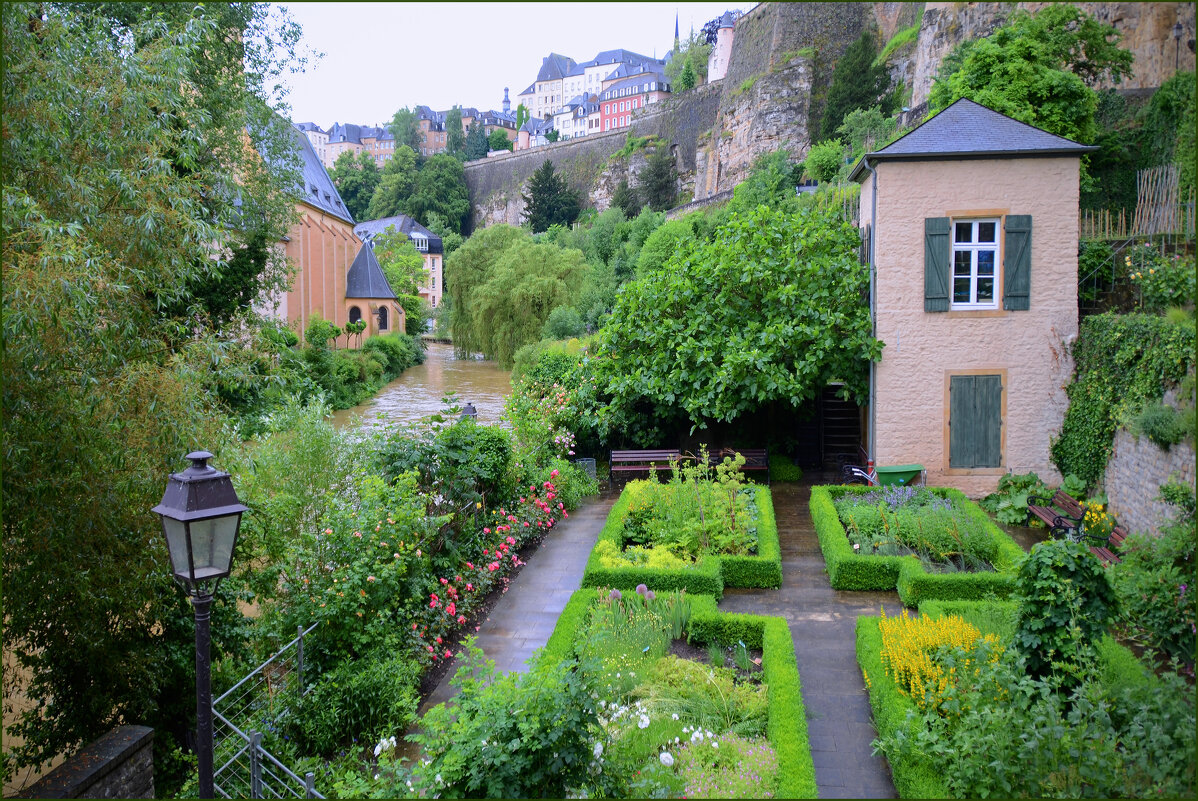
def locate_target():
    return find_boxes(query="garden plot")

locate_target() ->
[582,456,782,598]
[810,485,1026,605]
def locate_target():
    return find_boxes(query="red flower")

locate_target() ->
[447,602,456,616]
[435,636,442,644]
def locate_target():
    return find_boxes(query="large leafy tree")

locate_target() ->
[448,225,529,357]
[389,105,425,152]
[522,160,580,232]
[488,128,514,152]
[329,149,381,221]
[929,4,1133,145]
[365,144,419,220]
[374,227,431,335]
[445,106,466,156]
[596,204,881,426]
[464,120,489,161]
[638,144,677,211]
[3,0,302,778]
[819,30,892,142]
[403,153,470,234]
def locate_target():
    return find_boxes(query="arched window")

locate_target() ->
[377,306,389,331]
[349,306,362,324]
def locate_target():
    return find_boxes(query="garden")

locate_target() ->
[356,586,815,799]
[582,452,782,597]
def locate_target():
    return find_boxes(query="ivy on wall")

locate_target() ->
[1052,312,1196,487]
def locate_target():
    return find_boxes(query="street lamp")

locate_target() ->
[153,451,247,800]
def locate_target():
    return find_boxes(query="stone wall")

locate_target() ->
[23,726,154,799]
[1105,409,1196,537]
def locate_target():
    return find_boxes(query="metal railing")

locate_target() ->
[212,623,322,799]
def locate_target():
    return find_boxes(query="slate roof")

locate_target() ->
[296,121,325,134]
[716,10,738,29]
[537,53,577,82]
[600,75,670,99]
[291,124,353,224]
[354,215,443,255]
[345,242,397,300]
[603,61,666,82]
[327,122,364,144]
[849,98,1098,181]
[581,49,657,68]
[518,83,535,97]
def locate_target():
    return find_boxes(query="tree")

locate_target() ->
[597,204,881,426]
[403,153,470,233]
[389,105,425,152]
[488,128,514,152]
[515,103,531,129]
[364,144,419,220]
[638,145,677,211]
[819,30,892,142]
[425,211,465,258]
[730,148,801,211]
[3,0,302,778]
[666,30,711,90]
[611,179,641,218]
[837,106,897,156]
[929,4,1133,146]
[373,227,428,296]
[329,149,381,221]
[522,160,580,232]
[464,120,488,161]
[545,128,561,143]
[542,306,585,340]
[803,140,845,183]
[445,106,465,156]
[447,225,530,356]
[677,60,697,92]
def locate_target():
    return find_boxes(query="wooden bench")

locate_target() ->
[707,447,769,483]
[1027,489,1128,565]
[609,450,681,482]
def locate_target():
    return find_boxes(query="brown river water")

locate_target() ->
[330,342,513,431]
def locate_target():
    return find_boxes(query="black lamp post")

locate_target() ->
[153,451,247,800]
[1175,21,1184,70]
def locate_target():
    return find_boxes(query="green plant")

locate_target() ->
[304,314,341,349]
[1130,401,1188,448]
[768,454,803,482]
[1125,245,1196,312]
[874,24,919,68]
[707,641,725,667]
[1014,539,1119,686]
[979,471,1049,524]
[732,640,752,672]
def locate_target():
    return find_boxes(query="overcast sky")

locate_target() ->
[277,2,751,127]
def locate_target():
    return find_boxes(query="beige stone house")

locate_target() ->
[851,99,1096,496]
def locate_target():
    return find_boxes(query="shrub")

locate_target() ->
[542,305,585,340]
[768,454,803,482]
[1125,245,1196,312]
[1130,401,1188,449]
[802,140,845,183]
[1013,539,1119,686]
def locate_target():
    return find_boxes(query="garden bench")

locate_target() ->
[707,447,769,483]
[1027,489,1127,565]
[609,450,682,482]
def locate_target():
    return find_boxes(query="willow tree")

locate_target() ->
[3,1,303,780]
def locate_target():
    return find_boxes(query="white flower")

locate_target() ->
[712,741,719,749]
[599,700,606,709]
[373,774,379,781]
[593,742,603,759]
[481,738,488,746]
[435,774,443,785]
[691,730,704,743]
[853,543,861,551]
[674,737,680,744]
[638,714,650,729]
[671,713,679,720]
[659,752,675,767]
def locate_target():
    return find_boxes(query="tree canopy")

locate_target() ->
[595,204,881,426]
[364,144,419,220]
[389,105,425,152]
[404,153,470,233]
[666,30,711,90]
[639,144,678,211]
[928,4,1133,145]
[330,149,381,221]
[488,128,514,152]
[3,0,303,773]
[464,120,489,160]
[522,160,581,232]
[819,30,892,141]
[445,107,466,156]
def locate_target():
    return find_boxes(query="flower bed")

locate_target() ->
[810,485,1025,605]
[581,476,781,598]
[541,587,817,798]
[857,599,1189,799]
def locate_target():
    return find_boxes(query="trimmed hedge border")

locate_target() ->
[580,484,781,598]
[859,599,1159,798]
[541,589,817,798]
[811,485,1026,605]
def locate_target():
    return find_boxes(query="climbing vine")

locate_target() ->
[1052,312,1195,486]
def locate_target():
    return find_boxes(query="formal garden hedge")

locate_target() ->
[810,485,1026,604]
[545,588,817,798]
[580,483,781,598]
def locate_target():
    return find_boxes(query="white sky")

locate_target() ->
[277,2,750,127]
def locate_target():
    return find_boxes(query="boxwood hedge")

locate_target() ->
[811,485,1026,605]
[580,484,781,597]
[543,589,817,798]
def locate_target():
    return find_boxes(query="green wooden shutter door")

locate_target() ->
[1003,215,1032,310]
[924,217,950,312]
[949,374,1003,468]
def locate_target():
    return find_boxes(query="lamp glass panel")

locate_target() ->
[188,514,239,575]
[162,516,192,577]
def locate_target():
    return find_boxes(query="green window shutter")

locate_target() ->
[924,217,950,312]
[949,374,1003,468]
[1003,215,1032,310]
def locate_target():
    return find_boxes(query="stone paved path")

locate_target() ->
[414,480,898,797]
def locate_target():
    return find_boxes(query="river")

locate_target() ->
[330,342,513,431]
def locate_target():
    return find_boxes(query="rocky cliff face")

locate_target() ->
[465,2,1194,223]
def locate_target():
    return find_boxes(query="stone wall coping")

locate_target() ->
[22,725,153,799]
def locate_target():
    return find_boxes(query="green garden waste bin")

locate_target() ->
[875,464,924,486]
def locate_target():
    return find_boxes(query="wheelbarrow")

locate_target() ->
[843,460,925,486]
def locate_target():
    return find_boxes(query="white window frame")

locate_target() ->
[951,218,1000,310]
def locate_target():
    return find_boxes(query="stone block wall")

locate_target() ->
[22,726,153,799]
[1106,428,1195,537]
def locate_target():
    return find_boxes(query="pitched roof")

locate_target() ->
[291,124,354,224]
[537,53,577,82]
[296,121,325,134]
[354,215,443,255]
[600,75,670,99]
[849,98,1098,181]
[327,122,364,144]
[518,83,535,97]
[717,10,738,29]
[603,61,666,82]
[345,242,397,300]
[582,49,657,68]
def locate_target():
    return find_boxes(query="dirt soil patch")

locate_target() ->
[668,637,764,683]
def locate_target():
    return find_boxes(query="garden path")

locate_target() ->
[719,480,899,799]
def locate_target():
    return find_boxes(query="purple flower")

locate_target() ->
[608,588,622,600]
[636,583,648,596]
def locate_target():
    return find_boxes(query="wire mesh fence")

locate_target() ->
[212,623,322,799]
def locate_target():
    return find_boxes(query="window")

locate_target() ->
[377,306,389,331]
[951,220,999,308]
[348,306,362,324]
[948,373,1004,469]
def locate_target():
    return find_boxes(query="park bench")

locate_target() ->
[609,450,682,483]
[707,447,769,483]
[1027,489,1128,565]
